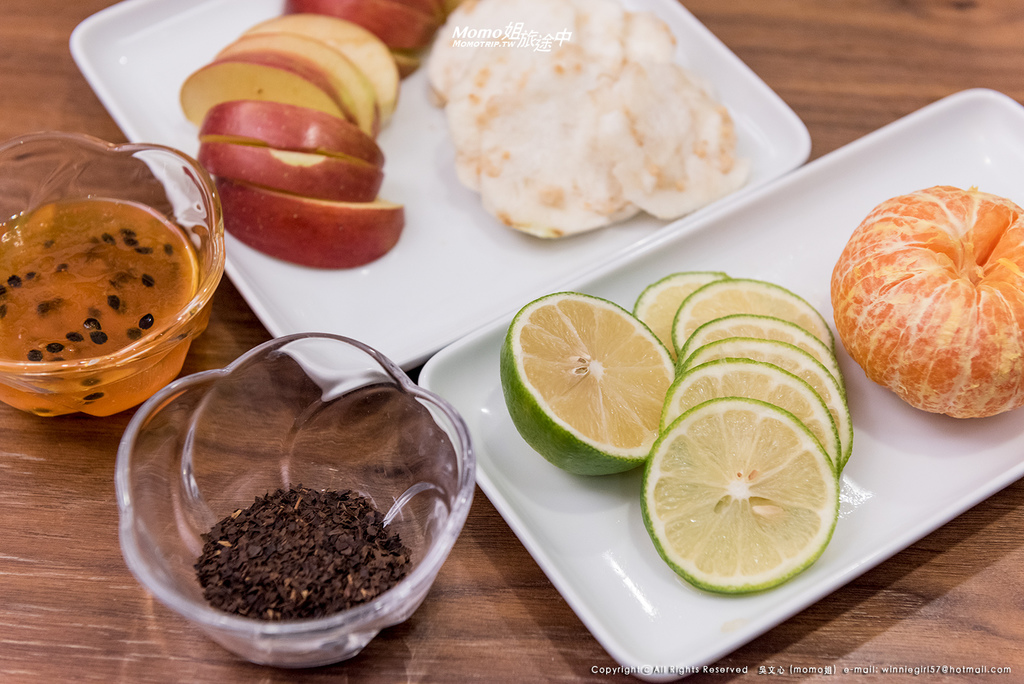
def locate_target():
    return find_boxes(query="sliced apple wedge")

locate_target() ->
[199,141,383,202]
[391,49,422,78]
[218,32,380,137]
[199,100,385,168]
[245,14,400,123]
[389,0,445,20]
[442,0,464,14]
[180,55,347,125]
[217,178,404,269]
[286,0,442,50]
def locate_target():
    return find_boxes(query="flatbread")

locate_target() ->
[428,0,749,237]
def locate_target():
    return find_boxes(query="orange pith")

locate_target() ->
[831,185,1024,418]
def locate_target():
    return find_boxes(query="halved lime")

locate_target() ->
[643,397,839,593]
[677,313,845,394]
[633,271,730,359]
[662,358,841,472]
[672,278,834,355]
[500,292,676,475]
[681,337,852,470]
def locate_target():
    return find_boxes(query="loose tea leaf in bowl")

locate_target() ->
[195,485,412,621]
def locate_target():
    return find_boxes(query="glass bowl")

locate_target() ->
[0,131,224,416]
[115,333,475,667]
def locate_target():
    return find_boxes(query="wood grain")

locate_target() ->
[2,0,1024,682]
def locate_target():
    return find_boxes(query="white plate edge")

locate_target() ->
[417,86,1024,676]
[66,0,813,370]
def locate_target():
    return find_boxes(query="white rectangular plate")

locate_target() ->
[70,0,809,368]
[419,89,1024,679]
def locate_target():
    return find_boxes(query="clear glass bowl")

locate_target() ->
[115,333,475,667]
[0,131,225,416]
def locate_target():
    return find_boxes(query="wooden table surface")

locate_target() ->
[2,1,1024,682]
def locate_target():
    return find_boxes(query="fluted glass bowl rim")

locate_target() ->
[115,332,476,639]
[0,130,225,376]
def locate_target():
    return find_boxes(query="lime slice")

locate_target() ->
[672,278,834,354]
[681,337,852,470]
[678,314,845,394]
[633,271,730,359]
[643,397,839,593]
[662,358,841,472]
[500,292,676,475]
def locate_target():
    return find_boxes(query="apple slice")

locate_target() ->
[245,14,401,123]
[180,55,347,126]
[218,32,379,137]
[286,0,442,50]
[199,100,385,168]
[199,141,383,202]
[391,49,422,78]
[389,0,445,19]
[217,178,404,269]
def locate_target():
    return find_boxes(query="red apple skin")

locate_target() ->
[218,32,379,137]
[199,100,385,167]
[389,0,444,18]
[286,0,441,50]
[217,178,404,269]
[199,141,383,202]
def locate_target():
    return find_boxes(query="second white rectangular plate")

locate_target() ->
[419,89,1024,680]
[69,0,809,368]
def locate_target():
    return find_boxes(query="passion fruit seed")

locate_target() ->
[83,318,101,330]
[109,271,133,288]
[8,275,22,288]
[107,295,121,311]
[26,349,43,362]
[46,342,64,354]
[36,298,63,316]
[65,332,84,342]
[139,313,154,329]
[126,328,142,340]
[89,331,108,345]
[101,233,116,245]
[141,274,155,287]
[83,392,104,402]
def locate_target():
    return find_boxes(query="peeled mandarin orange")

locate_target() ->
[831,185,1024,418]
